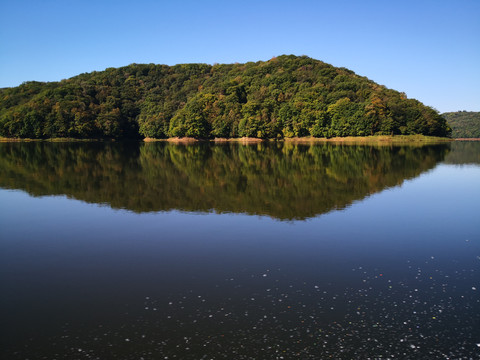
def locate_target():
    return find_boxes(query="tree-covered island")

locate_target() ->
[0,55,451,140]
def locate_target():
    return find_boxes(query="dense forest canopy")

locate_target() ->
[442,111,480,138]
[0,55,451,139]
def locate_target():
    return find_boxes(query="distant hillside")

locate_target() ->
[0,55,451,139]
[442,111,480,138]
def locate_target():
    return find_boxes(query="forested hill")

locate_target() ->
[442,111,480,138]
[0,55,451,139]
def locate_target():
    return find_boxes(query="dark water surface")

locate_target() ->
[1,141,479,359]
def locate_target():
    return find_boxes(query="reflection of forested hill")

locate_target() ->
[443,142,480,165]
[0,142,448,220]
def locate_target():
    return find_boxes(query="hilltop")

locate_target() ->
[0,55,451,139]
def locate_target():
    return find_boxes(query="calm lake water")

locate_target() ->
[1,141,479,359]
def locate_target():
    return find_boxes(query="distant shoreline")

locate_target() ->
[1,135,460,144]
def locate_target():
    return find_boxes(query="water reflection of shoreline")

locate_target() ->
[444,141,480,165]
[0,142,451,219]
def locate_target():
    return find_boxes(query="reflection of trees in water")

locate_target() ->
[0,142,449,220]
[443,141,480,165]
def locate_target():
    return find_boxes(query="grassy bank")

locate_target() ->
[144,135,452,145]
[0,137,109,142]
[283,135,453,145]
[144,137,264,143]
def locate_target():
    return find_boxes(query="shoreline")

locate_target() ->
[144,137,265,143]
[123,135,457,145]
[0,137,108,143]
[1,135,464,144]
[284,135,455,144]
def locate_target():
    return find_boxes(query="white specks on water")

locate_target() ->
[14,262,480,359]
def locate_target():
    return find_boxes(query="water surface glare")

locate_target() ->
[0,142,479,359]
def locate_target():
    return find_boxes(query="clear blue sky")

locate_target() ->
[1,0,478,112]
